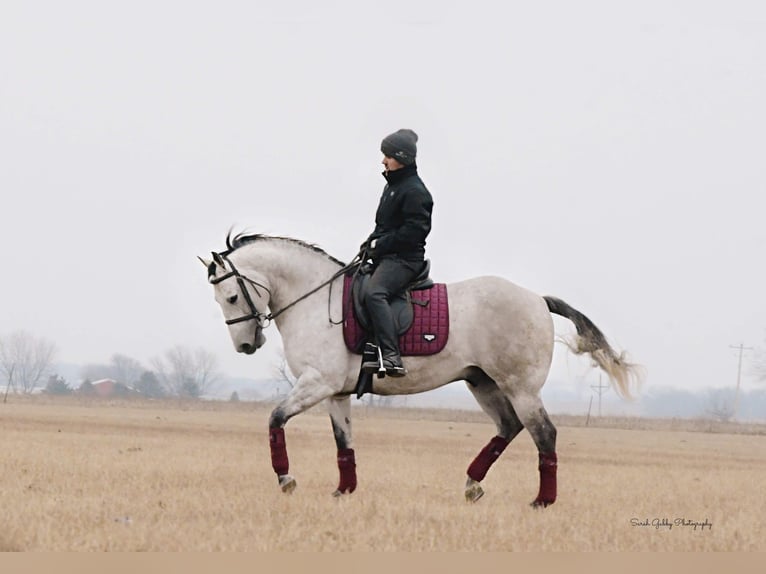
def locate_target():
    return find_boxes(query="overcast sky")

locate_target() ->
[2,1,764,398]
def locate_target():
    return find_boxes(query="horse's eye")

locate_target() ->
[227,294,238,304]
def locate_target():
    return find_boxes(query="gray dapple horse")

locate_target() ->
[202,232,642,507]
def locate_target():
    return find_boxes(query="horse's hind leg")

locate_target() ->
[506,390,558,508]
[327,396,356,496]
[463,367,525,503]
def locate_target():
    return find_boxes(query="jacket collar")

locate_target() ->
[382,163,418,184]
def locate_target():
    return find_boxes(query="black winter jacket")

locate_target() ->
[366,164,433,262]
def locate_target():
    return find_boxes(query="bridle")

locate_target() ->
[209,251,362,345]
[209,253,272,328]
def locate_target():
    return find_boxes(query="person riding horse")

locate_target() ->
[359,129,434,377]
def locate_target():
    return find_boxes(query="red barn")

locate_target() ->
[86,379,138,398]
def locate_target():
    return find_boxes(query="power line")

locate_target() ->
[590,374,609,417]
[729,343,753,419]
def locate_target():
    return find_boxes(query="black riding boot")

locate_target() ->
[359,258,421,377]
[361,350,407,377]
[360,305,407,377]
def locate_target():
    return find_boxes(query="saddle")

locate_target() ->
[350,260,433,336]
[342,260,449,356]
[342,260,449,398]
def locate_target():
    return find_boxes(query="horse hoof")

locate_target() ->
[530,499,554,509]
[464,479,484,503]
[278,475,297,494]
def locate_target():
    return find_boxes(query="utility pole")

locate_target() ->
[590,374,609,417]
[729,343,753,419]
[3,365,14,404]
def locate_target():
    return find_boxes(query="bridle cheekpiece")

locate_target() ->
[209,252,272,330]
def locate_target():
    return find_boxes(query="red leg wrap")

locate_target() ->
[467,435,511,482]
[534,451,558,505]
[337,448,357,494]
[269,427,289,476]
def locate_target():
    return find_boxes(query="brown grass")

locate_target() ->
[1,396,764,551]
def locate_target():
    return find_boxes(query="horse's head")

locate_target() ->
[200,251,270,354]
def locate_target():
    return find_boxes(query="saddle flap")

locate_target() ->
[344,268,449,357]
[350,272,413,336]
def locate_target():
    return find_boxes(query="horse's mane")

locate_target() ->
[224,231,345,267]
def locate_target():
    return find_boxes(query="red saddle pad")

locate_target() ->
[342,274,449,356]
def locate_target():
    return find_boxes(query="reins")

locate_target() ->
[270,261,357,324]
[211,251,362,329]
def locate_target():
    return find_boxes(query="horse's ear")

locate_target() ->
[212,252,225,267]
[199,256,217,279]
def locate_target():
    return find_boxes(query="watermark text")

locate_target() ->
[630,517,712,531]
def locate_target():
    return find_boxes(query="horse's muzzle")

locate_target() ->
[238,331,266,354]
[238,343,257,354]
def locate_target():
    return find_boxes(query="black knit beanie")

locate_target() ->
[380,129,418,165]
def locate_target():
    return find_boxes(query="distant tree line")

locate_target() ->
[1,329,220,399]
[0,330,57,396]
[638,387,766,422]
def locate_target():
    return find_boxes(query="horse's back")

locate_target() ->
[447,275,548,318]
[444,275,554,374]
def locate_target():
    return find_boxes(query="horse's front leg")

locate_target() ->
[328,396,356,496]
[268,367,334,494]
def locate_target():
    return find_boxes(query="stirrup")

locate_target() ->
[361,342,384,375]
[361,360,380,374]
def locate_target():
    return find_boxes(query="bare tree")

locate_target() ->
[273,350,296,388]
[705,388,736,422]
[193,347,220,393]
[151,346,221,398]
[110,354,144,386]
[0,331,57,394]
[365,394,395,408]
[134,370,165,398]
[3,365,15,403]
[270,350,297,400]
[80,363,114,382]
[79,354,145,386]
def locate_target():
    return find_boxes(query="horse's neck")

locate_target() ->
[235,242,341,320]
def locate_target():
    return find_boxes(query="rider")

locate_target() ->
[360,128,434,377]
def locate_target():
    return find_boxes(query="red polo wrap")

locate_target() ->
[269,427,289,476]
[336,448,357,494]
[467,435,511,482]
[534,451,558,505]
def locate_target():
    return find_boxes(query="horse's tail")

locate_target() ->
[544,296,643,400]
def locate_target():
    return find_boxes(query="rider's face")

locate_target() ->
[382,155,405,172]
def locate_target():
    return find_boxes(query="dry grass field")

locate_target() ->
[0,396,764,551]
